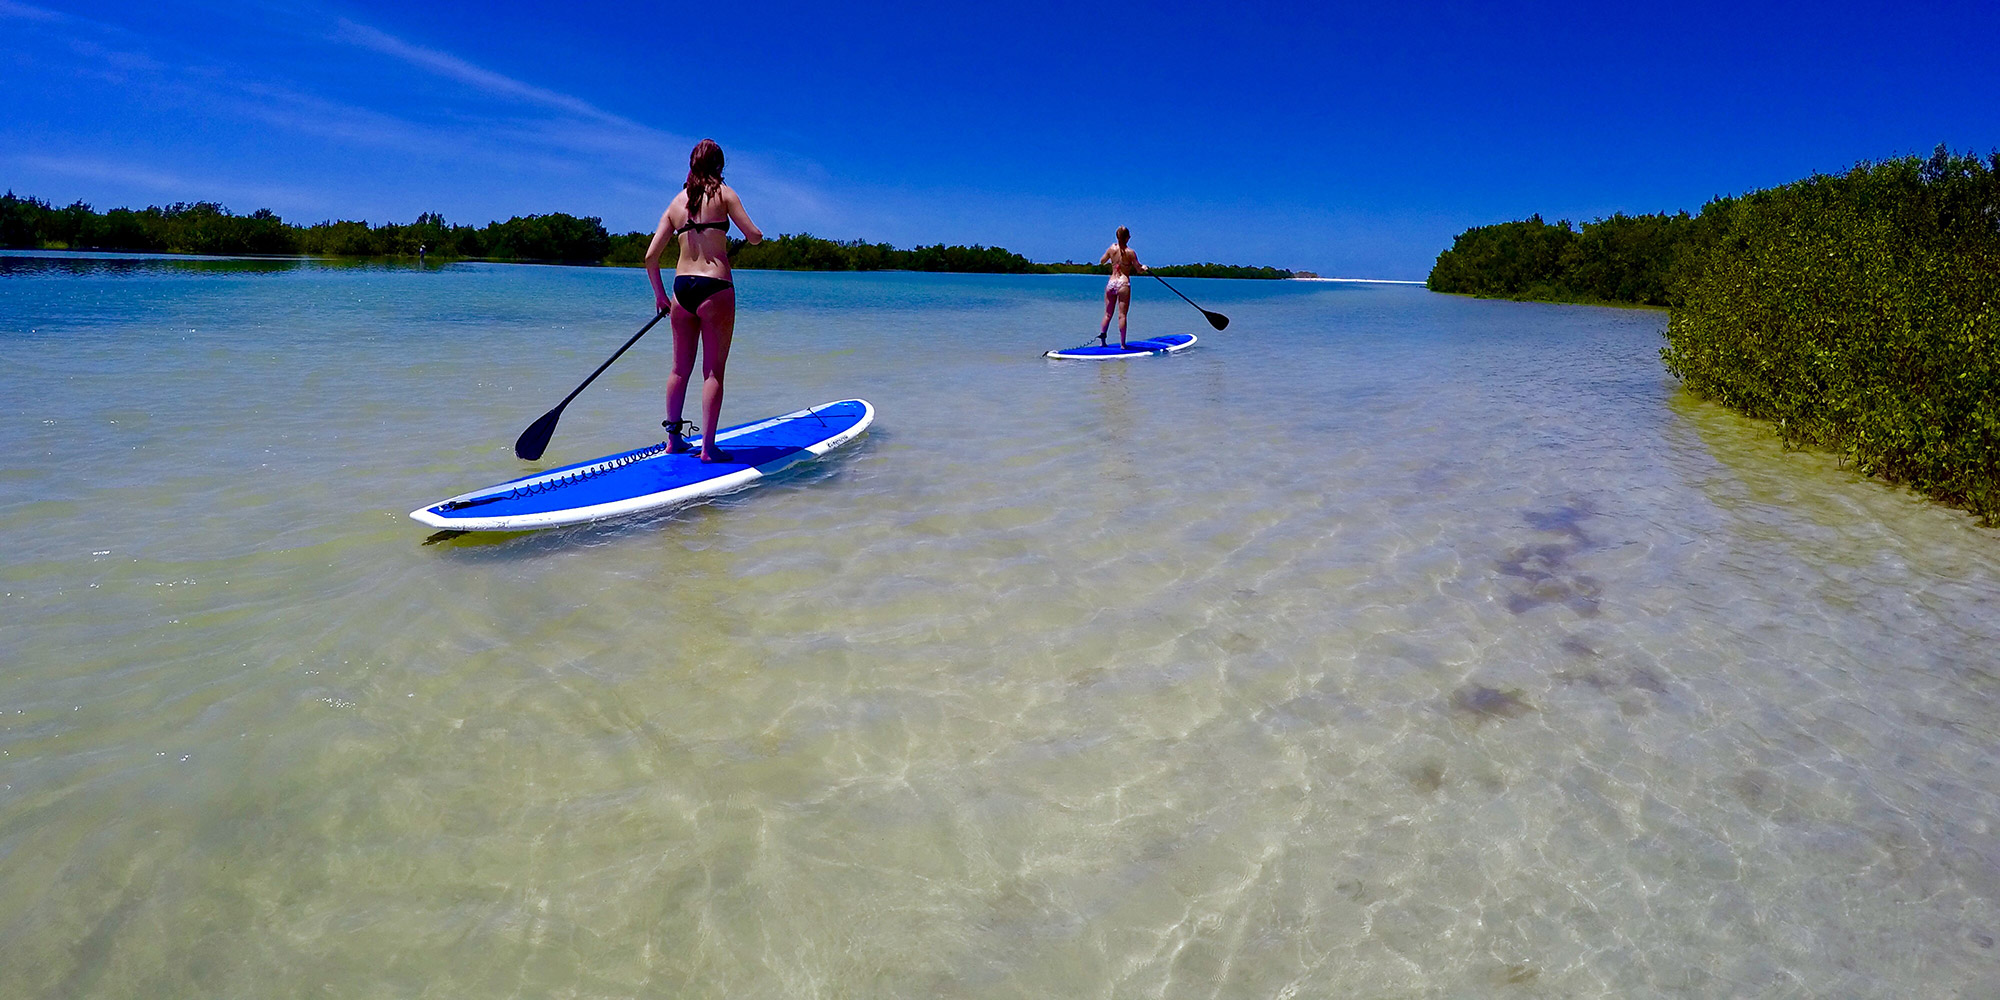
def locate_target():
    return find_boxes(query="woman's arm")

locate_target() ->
[724,187,765,244]
[1098,244,1116,266]
[643,204,676,311]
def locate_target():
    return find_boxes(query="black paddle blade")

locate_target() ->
[1205,310,1230,330]
[513,405,564,461]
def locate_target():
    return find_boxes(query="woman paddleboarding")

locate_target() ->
[645,138,767,462]
[1098,226,1147,348]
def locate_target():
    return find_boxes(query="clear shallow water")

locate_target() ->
[3,255,1999,997]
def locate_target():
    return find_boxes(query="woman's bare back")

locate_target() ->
[666,185,743,278]
[1101,243,1139,275]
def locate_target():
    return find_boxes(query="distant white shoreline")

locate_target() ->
[1289,276,1427,285]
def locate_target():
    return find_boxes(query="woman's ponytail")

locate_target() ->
[685,139,725,219]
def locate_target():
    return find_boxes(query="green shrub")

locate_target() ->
[1149,262,1292,279]
[1662,148,2000,520]
[479,213,611,262]
[1427,211,1693,306]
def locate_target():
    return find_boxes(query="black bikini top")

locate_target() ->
[673,218,729,237]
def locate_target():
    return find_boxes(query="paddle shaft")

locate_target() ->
[1150,274,1229,330]
[514,308,668,459]
[558,308,668,412]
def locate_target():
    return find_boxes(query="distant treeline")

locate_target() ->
[0,193,614,262]
[608,232,1051,274]
[629,234,1290,278]
[1427,211,1690,306]
[1,192,1292,277]
[1432,147,2000,521]
[1041,260,1296,280]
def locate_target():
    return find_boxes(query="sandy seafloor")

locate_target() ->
[3,254,1999,997]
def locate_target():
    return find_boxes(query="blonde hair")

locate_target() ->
[1115,226,1130,247]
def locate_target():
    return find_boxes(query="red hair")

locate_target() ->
[685,139,725,220]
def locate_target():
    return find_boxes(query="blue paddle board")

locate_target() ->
[1043,332,1196,360]
[411,399,874,531]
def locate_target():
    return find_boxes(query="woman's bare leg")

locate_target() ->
[665,301,700,449]
[1100,286,1117,343]
[1116,286,1131,347]
[695,287,736,461]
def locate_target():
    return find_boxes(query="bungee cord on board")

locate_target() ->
[438,440,675,511]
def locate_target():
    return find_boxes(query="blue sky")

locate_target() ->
[3,0,1996,278]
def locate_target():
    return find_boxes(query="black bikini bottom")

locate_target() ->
[673,274,734,312]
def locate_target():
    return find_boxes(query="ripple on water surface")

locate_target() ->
[4,262,2000,996]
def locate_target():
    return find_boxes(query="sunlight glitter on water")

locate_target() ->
[3,258,1999,997]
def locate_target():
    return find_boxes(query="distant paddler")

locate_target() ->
[645,138,768,463]
[1098,226,1148,348]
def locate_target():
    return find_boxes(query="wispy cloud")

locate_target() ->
[329,18,651,132]
[318,17,708,186]
[7,153,315,208]
[314,15,847,229]
[0,0,62,22]
[67,37,164,73]
[217,78,467,159]
[3,4,848,232]
[9,154,189,192]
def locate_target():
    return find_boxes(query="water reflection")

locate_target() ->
[4,264,2000,997]
[1447,684,1534,722]
[0,250,450,279]
[1495,504,1604,616]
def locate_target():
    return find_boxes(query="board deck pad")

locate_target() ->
[411,399,874,531]
[1043,332,1196,359]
